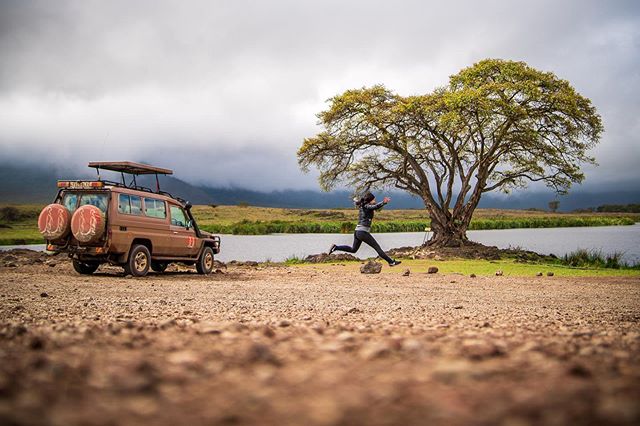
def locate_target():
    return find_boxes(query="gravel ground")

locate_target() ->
[0,252,639,426]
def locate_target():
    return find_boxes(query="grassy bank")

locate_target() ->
[199,216,636,235]
[292,258,640,277]
[1,203,638,244]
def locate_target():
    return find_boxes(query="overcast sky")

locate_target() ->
[1,0,638,192]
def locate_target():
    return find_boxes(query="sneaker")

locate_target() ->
[328,244,337,254]
[389,260,402,267]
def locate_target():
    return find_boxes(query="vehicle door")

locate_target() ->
[168,204,199,257]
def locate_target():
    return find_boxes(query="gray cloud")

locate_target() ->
[0,0,638,191]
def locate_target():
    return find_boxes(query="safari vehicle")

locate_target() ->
[37,161,221,277]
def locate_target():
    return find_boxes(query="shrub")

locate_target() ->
[0,206,21,222]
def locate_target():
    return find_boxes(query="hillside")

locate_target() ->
[0,162,638,210]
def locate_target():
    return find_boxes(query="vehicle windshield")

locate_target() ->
[62,192,109,213]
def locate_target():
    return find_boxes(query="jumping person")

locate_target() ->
[329,192,401,267]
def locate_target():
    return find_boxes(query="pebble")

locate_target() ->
[40,292,49,298]
[547,271,555,277]
[402,269,410,276]
[427,266,438,274]
[495,271,503,276]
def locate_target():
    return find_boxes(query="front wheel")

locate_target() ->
[124,244,151,277]
[196,246,214,275]
[73,260,99,275]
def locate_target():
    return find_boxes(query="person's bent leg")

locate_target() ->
[356,231,394,264]
[334,233,363,254]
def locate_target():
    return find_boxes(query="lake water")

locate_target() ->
[3,224,639,264]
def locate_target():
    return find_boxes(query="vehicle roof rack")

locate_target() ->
[88,161,173,193]
[88,161,173,175]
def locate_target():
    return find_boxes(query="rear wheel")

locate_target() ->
[72,260,99,275]
[124,244,151,277]
[196,246,214,275]
[151,261,168,273]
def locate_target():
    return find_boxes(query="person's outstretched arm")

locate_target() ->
[363,197,390,210]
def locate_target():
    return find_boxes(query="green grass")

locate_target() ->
[296,258,640,277]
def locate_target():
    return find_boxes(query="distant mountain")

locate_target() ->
[1,162,638,211]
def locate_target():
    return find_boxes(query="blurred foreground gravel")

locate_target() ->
[0,251,639,425]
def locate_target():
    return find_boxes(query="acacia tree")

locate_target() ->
[298,59,603,247]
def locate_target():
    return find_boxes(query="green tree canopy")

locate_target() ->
[298,59,603,246]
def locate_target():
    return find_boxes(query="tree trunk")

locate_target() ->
[424,210,471,247]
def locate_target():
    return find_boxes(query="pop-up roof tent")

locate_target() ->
[88,161,173,192]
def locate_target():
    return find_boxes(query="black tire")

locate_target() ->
[151,261,168,273]
[72,260,99,275]
[196,246,215,275]
[124,244,151,277]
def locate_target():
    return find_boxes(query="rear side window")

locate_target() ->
[78,193,109,213]
[61,193,78,212]
[144,198,166,218]
[118,194,143,216]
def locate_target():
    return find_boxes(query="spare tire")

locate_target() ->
[71,205,106,244]
[37,204,71,240]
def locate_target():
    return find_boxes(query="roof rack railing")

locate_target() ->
[88,161,173,193]
[83,161,188,205]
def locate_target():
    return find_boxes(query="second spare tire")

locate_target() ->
[71,205,106,244]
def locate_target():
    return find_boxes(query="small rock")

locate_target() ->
[495,270,503,276]
[337,331,355,342]
[345,307,362,315]
[536,272,543,277]
[195,321,222,335]
[29,336,45,350]
[427,266,438,274]
[402,269,410,276]
[470,273,476,278]
[278,319,291,328]
[567,362,591,377]
[40,292,48,298]
[246,343,280,365]
[547,271,554,277]
[360,260,382,274]
[461,339,502,359]
[454,305,463,309]
[262,325,276,338]
[359,342,391,360]
[47,262,56,267]
[159,318,176,329]
[5,262,17,268]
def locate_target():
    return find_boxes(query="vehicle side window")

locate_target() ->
[78,193,109,213]
[169,205,188,227]
[62,193,78,212]
[118,194,131,214]
[118,194,143,216]
[144,198,166,218]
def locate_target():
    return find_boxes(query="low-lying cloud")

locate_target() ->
[0,0,638,192]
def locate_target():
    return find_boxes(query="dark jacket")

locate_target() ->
[358,201,386,228]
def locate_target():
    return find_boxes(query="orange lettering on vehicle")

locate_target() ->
[187,236,195,248]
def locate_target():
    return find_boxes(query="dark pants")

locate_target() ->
[335,231,394,264]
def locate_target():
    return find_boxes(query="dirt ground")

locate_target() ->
[0,251,639,426]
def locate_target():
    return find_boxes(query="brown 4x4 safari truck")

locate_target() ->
[37,161,221,277]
